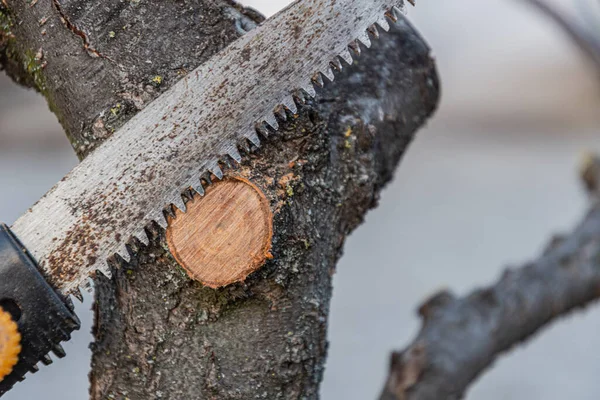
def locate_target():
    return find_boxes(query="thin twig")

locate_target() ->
[521,0,600,71]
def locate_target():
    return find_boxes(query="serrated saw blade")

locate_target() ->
[10,0,408,295]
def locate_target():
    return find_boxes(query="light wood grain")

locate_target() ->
[166,177,273,288]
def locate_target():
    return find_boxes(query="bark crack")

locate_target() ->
[51,0,112,61]
[1,0,440,397]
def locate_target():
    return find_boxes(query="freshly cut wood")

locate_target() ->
[166,177,273,288]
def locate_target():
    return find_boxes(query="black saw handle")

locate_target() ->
[0,224,80,396]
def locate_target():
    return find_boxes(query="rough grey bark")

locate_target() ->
[0,0,262,158]
[1,1,439,399]
[378,161,600,400]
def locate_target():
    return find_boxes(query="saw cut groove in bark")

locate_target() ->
[166,176,273,288]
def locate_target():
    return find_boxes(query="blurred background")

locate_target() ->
[2,0,600,398]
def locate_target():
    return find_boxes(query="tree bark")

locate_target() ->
[1,1,439,399]
[1,0,263,158]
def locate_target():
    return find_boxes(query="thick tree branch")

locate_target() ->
[379,159,600,400]
[89,21,438,399]
[1,0,262,158]
[2,0,439,398]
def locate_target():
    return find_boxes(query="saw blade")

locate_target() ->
[10,0,408,296]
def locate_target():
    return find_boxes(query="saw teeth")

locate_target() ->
[283,97,298,115]
[152,211,169,230]
[339,48,354,66]
[245,130,261,147]
[302,82,317,98]
[96,262,113,279]
[265,113,280,131]
[97,266,112,282]
[357,31,372,48]
[228,146,242,163]
[172,196,187,213]
[192,182,205,196]
[60,4,414,292]
[116,244,131,263]
[181,187,194,202]
[322,67,335,83]
[376,17,391,32]
[135,229,149,246]
[209,164,224,180]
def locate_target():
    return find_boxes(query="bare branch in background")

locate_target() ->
[378,158,600,400]
[521,0,600,71]
[378,5,600,397]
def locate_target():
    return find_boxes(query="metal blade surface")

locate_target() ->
[11,0,407,295]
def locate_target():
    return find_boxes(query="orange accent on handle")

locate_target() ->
[0,307,21,382]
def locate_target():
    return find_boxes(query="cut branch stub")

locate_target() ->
[166,176,273,288]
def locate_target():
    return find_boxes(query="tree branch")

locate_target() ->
[520,0,600,72]
[89,20,439,399]
[379,158,600,400]
[2,0,439,398]
[1,0,263,158]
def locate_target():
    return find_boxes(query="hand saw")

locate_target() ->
[0,0,411,394]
